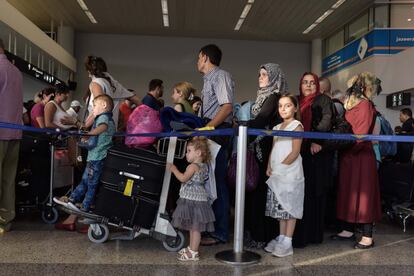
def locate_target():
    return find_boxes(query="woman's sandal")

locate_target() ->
[177,247,199,261]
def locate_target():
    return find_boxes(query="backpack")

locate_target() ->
[377,113,397,157]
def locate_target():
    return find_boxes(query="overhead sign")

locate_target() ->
[322,29,414,77]
[5,51,66,87]
[386,92,412,108]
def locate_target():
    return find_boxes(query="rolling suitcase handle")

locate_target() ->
[119,171,145,181]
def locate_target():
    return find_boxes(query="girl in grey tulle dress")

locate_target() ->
[167,137,215,261]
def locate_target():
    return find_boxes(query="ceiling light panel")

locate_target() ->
[161,0,169,27]
[161,0,168,14]
[163,14,169,27]
[76,0,98,24]
[234,1,255,31]
[240,4,252,19]
[331,0,346,9]
[234,19,244,31]
[77,0,88,11]
[85,10,97,24]
[303,0,347,34]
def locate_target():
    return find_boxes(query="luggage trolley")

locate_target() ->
[16,132,75,224]
[58,137,187,252]
[42,134,75,224]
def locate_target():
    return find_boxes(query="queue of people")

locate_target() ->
[1,38,413,262]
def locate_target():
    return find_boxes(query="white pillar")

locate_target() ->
[311,38,322,76]
[57,25,74,56]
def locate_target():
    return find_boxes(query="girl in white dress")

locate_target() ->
[264,94,304,257]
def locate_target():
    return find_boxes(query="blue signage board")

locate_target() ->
[322,29,414,77]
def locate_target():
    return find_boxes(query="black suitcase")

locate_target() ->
[379,161,414,207]
[95,185,159,229]
[100,145,166,197]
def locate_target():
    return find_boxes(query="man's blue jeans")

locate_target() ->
[210,146,230,242]
[70,160,104,211]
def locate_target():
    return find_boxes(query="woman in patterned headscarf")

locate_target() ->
[333,72,381,249]
[244,63,288,248]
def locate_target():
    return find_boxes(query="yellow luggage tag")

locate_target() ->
[123,179,134,197]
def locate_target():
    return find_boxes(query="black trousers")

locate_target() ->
[342,221,373,238]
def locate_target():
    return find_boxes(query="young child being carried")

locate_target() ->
[167,136,215,261]
[54,94,115,212]
[264,94,305,257]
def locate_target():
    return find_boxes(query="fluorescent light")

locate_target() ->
[85,11,97,24]
[234,19,244,31]
[303,0,347,34]
[240,4,252,19]
[161,0,169,27]
[234,1,255,31]
[77,0,97,24]
[331,0,346,9]
[161,0,168,14]
[315,9,334,23]
[77,0,88,11]
[303,23,318,34]
[163,14,169,27]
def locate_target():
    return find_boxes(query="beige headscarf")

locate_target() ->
[344,72,378,110]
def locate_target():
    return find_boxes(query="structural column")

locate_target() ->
[311,38,322,76]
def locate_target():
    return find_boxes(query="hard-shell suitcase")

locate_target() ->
[100,145,166,197]
[95,184,160,228]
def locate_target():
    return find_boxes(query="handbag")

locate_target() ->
[227,149,259,192]
[322,113,355,152]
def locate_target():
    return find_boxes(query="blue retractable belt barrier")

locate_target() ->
[1,121,413,142]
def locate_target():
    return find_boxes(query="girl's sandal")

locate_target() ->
[177,248,199,261]
[178,246,190,255]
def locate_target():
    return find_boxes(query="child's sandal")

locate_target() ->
[178,246,190,255]
[177,248,199,261]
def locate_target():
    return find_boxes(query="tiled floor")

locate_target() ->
[1,213,414,276]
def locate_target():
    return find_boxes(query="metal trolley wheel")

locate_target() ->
[41,206,59,224]
[162,230,185,252]
[88,224,110,244]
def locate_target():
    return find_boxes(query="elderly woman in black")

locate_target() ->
[245,63,287,248]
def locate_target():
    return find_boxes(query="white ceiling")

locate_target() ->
[7,0,375,42]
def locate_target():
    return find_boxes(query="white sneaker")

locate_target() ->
[264,238,279,253]
[272,243,293,257]
[67,202,80,212]
[53,196,69,207]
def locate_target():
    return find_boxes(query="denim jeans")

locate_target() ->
[70,160,104,211]
[210,146,230,242]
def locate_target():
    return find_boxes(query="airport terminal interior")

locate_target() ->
[1,0,414,275]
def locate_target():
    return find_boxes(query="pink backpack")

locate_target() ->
[125,105,162,148]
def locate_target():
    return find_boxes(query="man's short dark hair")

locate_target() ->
[0,38,5,50]
[199,44,222,66]
[149,79,163,91]
[401,108,412,118]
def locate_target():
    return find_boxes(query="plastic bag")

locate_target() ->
[125,104,162,148]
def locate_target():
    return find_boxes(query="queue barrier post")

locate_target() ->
[215,123,261,265]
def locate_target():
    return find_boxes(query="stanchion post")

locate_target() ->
[215,123,261,265]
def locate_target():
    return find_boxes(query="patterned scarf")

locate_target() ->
[251,63,288,118]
